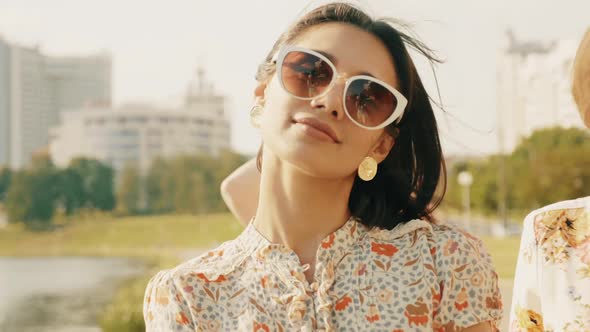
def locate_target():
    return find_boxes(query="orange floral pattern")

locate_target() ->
[334,295,352,311]
[404,297,429,327]
[371,242,399,256]
[253,321,270,332]
[144,217,503,331]
[454,288,469,311]
[321,233,335,249]
[510,197,590,331]
[194,272,227,283]
[365,304,380,323]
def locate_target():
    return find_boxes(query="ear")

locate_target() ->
[370,132,395,163]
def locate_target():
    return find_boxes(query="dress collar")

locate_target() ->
[236,215,365,263]
[235,215,433,263]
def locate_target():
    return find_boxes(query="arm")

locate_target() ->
[220,157,260,226]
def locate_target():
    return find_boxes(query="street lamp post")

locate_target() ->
[458,171,473,232]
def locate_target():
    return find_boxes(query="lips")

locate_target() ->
[292,116,341,143]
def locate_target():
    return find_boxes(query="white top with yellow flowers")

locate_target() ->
[144,216,503,331]
[509,196,590,331]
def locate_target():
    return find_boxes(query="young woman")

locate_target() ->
[144,3,503,331]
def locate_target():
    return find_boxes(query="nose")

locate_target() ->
[309,74,348,120]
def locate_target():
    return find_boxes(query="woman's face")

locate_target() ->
[257,22,401,179]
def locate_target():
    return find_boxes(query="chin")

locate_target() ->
[262,131,353,179]
[283,147,354,179]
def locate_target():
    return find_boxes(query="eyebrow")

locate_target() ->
[312,49,376,78]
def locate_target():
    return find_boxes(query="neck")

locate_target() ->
[253,153,354,265]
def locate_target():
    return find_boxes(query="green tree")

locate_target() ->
[512,146,590,209]
[512,126,590,162]
[57,167,85,215]
[145,158,174,214]
[68,158,115,211]
[0,167,11,202]
[5,156,60,229]
[170,156,207,214]
[210,150,250,210]
[144,151,249,215]
[5,170,31,223]
[116,164,142,215]
[443,127,590,218]
[510,127,590,211]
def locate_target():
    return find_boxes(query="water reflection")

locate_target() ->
[0,257,144,331]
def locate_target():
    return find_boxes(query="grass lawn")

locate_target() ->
[0,212,243,258]
[481,236,521,279]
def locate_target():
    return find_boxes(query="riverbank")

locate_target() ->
[0,212,242,331]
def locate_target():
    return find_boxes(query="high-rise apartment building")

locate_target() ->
[0,37,111,168]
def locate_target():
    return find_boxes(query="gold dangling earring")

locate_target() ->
[358,156,378,181]
[250,98,265,128]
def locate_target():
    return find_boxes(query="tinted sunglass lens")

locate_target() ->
[345,79,397,127]
[281,51,333,98]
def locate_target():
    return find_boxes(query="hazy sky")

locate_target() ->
[0,0,589,156]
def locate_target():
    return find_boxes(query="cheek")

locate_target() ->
[346,125,380,151]
[259,80,297,126]
[339,127,382,167]
[257,83,306,156]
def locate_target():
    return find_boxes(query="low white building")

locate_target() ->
[49,70,230,175]
[50,104,230,176]
[49,69,230,177]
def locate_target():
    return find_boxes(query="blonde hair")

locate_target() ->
[573,28,590,128]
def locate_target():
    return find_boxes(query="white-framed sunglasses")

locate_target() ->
[272,45,408,130]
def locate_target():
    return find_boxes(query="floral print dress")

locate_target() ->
[144,217,503,331]
[510,196,590,332]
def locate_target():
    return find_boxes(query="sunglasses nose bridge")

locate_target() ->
[311,72,348,121]
[333,72,350,82]
[325,72,351,95]
[320,71,347,99]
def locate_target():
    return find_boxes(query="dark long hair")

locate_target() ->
[255,2,447,230]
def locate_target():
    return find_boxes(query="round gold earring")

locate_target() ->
[358,156,378,181]
[250,99,265,128]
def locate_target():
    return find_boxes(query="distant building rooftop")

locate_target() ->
[505,29,556,56]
